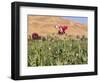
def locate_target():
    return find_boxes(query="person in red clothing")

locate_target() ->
[32,33,41,40]
[55,25,68,34]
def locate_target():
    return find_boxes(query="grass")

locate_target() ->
[28,36,88,67]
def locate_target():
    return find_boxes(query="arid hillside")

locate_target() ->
[28,16,87,38]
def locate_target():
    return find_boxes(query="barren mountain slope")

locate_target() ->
[28,16,87,38]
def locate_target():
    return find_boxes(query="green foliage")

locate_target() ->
[28,36,88,67]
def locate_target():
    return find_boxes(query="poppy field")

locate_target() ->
[28,35,88,67]
[28,15,88,67]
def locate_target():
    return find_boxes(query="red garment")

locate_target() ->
[32,33,39,39]
[58,25,68,34]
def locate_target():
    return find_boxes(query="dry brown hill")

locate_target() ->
[28,16,87,38]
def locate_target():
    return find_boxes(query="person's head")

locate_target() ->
[55,24,60,29]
